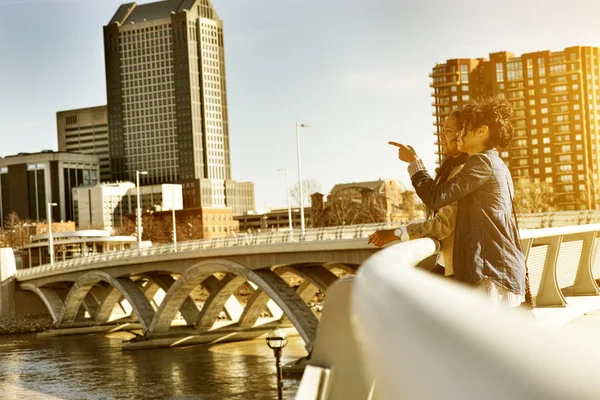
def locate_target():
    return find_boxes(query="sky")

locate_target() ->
[2,0,600,211]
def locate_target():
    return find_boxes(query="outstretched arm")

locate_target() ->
[410,153,494,211]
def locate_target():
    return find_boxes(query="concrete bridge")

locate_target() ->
[2,214,600,352]
[6,225,385,349]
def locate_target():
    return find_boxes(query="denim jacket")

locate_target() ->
[406,165,462,275]
[409,149,526,296]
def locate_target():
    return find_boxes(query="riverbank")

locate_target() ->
[0,314,53,335]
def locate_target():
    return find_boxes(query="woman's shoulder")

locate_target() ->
[463,151,495,173]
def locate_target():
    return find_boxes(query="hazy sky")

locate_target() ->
[2,0,600,211]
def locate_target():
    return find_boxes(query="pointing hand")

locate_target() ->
[389,142,418,163]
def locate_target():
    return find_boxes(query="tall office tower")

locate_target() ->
[431,46,600,211]
[104,0,246,210]
[57,106,110,182]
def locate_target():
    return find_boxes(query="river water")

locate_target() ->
[0,331,307,399]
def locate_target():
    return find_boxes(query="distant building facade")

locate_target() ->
[235,208,310,234]
[225,181,255,216]
[133,206,238,241]
[57,105,110,182]
[0,151,100,226]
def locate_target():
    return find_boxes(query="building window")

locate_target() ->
[538,57,546,77]
[496,63,504,82]
[526,59,533,78]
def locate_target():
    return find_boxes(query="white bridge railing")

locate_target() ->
[15,222,399,279]
[15,210,600,280]
[297,223,600,399]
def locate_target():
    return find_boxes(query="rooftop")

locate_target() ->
[0,151,99,165]
[109,0,218,25]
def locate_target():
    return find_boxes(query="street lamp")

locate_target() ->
[266,328,288,400]
[277,168,293,241]
[136,170,148,245]
[47,202,57,265]
[295,122,310,239]
[171,186,177,251]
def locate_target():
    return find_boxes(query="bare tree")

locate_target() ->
[326,196,361,226]
[2,212,32,249]
[356,190,387,224]
[141,213,172,244]
[314,189,388,227]
[290,179,322,207]
[113,217,136,237]
[398,191,420,221]
[514,177,556,213]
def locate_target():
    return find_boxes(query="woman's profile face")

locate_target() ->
[457,123,486,154]
[441,116,461,156]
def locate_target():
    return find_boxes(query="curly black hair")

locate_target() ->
[462,95,514,149]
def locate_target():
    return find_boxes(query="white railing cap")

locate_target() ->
[352,239,600,399]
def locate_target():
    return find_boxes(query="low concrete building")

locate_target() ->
[21,230,137,268]
[235,208,311,234]
[72,182,183,231]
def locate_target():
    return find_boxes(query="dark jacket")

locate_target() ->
[411,149,526,295]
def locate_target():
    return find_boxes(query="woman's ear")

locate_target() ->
[477,125,489,138]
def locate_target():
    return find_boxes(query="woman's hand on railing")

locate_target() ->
[368,229,399,248]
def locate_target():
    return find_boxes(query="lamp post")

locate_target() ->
[47,202,57,265]
[136,170,148,245]
[172,186,177,251]
[278,168,293,241]
[295,122,310,239]
[266,328,288,400]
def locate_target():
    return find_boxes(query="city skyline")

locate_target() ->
[4,0,600,211]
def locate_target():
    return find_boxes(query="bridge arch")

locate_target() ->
[57,271,155,334]
[238,263,343,328]
[148,259,319,346]
[20,283,63,323]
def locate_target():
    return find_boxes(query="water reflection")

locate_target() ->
[0,332,307,399]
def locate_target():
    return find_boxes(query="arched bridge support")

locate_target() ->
[148,260,319,346]
[56,271,155,334]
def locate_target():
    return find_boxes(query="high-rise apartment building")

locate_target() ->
[57,106,110,182]
[431,46,600,210]
[104,0,254,212]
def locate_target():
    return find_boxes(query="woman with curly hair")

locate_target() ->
[368,108,468,277]
[392,95,526,306]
